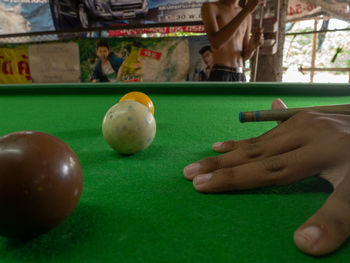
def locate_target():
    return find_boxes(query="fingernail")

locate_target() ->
[213,142,223,149]
[184,163,200,176]
[295,226,322,249]
[194,173,212,185]
[276,98,287,108]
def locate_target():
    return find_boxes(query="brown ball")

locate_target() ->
[0,131,83,238]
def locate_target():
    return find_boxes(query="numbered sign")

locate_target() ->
[286,0,320,21]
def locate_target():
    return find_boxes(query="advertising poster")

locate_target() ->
[47,0,350,32]
[0,0,349,37]
[50,0,213,31]
[187,35,211,81]
[0,0,55,39]
[0,46,31,83]
[80,37,189,83]
[1,0,349,40]
[28,42,81,83]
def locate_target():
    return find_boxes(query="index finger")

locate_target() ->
[193,145,323,193]
[184,128,308,181]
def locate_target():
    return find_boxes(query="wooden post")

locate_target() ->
[310,18,318,83]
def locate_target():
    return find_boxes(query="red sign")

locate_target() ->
[287,0,318,17]
[140,48,162,60]
[108,25,205,37]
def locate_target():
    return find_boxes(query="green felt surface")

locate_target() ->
[0,82,349,262]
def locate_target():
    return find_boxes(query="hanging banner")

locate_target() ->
[0,46,31,84]
[108,25,205,37]
[0,0,55,37]
[48,0,350,32]
[28,42,81,83]
[49,0,215,31]
[1,0,348,40]
[80,38,189,82]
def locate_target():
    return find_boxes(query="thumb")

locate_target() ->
[294,177,350,256]
[271,98,287,124]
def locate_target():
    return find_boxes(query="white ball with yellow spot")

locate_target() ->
[102,101,156,154]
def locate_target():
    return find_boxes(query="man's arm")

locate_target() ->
[242,21,264,61]
[91,62,100,82]
[242,15,253,61]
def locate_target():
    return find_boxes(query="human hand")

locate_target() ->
[253,27,264,48]
[92,79,97,83]
[183,98,350,256]
[245,0,266,13]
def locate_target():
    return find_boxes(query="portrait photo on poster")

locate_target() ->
[80,37,189,83]
[188,36,213,82]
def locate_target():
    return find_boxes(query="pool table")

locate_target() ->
[0,82,350,262]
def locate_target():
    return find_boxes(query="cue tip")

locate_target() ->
[239,112,244,123]
[238,112,254,123]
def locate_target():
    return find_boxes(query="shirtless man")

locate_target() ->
[201,0,265,81]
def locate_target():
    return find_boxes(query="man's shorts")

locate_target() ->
[209,65,246,82]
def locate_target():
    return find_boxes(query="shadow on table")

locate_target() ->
[213,176,333,196]
[1,202,105,262]
[52,128,102,139]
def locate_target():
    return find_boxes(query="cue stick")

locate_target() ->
[239,104,350,123]
[252,4,264,82]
